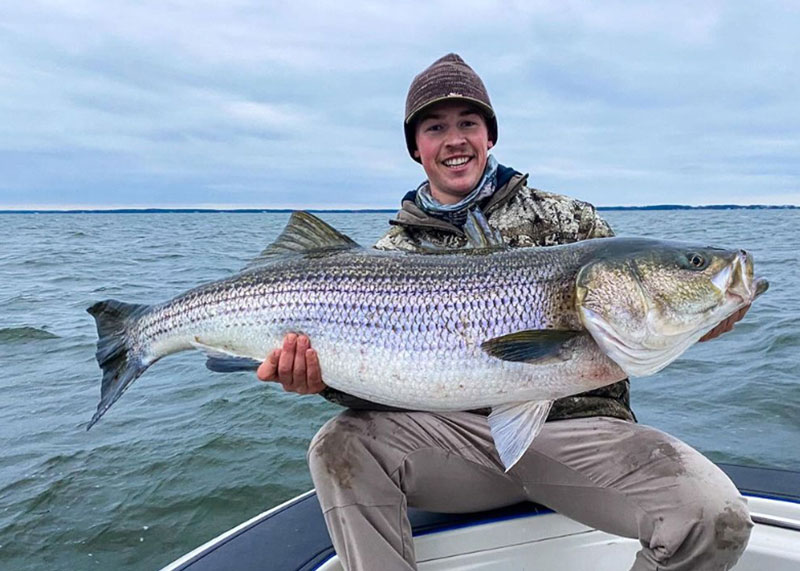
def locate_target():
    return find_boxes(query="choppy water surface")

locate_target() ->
[1,210,798,570]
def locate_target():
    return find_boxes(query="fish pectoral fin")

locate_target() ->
[190,339,262,373]
[489,400,554,471]
[244,211,363,270]
[480,330,582,363]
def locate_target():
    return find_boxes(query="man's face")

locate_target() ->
[413,101,493,205]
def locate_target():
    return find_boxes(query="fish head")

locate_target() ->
[575,239,767,377]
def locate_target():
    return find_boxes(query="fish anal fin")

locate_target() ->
[244,211,362,270]
[481,330,582,363]
[489,400,553,471]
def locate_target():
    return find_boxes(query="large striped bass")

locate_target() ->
[87,212,767,469]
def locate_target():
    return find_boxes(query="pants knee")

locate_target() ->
[309,413,362,489]
[708,500,752,558]
[648,496,752,568]
[308,410,391,496]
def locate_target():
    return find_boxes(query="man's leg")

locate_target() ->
[308,410,526,571]
[515,417,753,571]
[310,412,752,571]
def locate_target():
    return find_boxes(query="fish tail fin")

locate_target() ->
[86,300,151,430]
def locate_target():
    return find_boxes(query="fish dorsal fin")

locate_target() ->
[245,211,362,270]
[489,400,554,471]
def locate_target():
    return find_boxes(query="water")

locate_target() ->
[0,210,798,570]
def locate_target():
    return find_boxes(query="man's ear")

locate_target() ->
[413,149,421,159]
[488,140,494,149]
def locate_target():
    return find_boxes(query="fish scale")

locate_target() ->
[125,246,610,413]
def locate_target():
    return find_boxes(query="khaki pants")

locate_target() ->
[308,411,751,571]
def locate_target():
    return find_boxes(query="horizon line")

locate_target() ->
[0,204,799,214]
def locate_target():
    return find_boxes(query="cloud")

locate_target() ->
[0,0,798,207]
[223,101,313,131]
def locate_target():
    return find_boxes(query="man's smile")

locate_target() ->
[442,155,473,168]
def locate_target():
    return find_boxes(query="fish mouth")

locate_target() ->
[718,249,766,307]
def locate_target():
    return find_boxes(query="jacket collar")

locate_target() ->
[391,164,528,235]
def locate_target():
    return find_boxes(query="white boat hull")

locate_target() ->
[316,496,800,570]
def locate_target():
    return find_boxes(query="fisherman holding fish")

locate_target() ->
[257,54,753,570]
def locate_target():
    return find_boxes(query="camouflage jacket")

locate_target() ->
[321,163,635,423]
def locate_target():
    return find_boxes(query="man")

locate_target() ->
[258,54,752,570]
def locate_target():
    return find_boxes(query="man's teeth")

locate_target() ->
[443,157,470,167]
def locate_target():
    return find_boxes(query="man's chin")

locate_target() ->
[441,174,480,191]
[448,181,479,196]
[429,171,483,202]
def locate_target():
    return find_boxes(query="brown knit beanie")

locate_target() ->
[404,53,497,162]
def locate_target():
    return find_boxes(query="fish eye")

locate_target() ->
[686,252,708,270]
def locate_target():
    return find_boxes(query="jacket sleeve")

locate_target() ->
[319,387,412,412]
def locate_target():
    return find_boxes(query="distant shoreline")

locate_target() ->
[0,205,798,214]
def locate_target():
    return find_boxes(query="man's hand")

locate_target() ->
[256,333,327,394]
[698,304,750,342]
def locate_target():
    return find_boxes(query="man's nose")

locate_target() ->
[444,130,467,146]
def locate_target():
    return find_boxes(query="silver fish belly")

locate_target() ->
[133,245,622,410]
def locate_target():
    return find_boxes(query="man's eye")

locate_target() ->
[425,124,443,132]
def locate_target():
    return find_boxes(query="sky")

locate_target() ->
[1,0,798,209]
